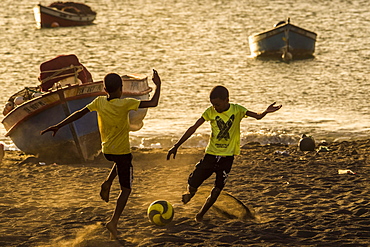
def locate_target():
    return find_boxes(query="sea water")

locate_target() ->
[0,0,369,150]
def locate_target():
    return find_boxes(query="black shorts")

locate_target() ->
[104,153,133,189]
[188,154,234,190]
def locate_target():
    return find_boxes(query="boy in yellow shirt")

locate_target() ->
[167,85,281,222]
[41,70,161,239]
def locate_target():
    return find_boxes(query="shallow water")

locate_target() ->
[1,0,370,150]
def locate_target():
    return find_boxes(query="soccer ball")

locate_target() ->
[147,200,174,226]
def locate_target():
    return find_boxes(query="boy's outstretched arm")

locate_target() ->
[167,117,205,160]
[40,107,90,136]
[139,69,161,108]
[246,102,282,120]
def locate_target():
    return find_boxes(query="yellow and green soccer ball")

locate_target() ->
[147,200,174,226]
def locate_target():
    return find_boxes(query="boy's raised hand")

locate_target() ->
[265,102,282,113]
[152,69,161,86]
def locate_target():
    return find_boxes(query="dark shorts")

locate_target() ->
[104,153,133,189]
[188,154,234,190]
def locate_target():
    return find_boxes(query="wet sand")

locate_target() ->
[0,140,369,246]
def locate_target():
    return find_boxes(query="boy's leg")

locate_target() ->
[100,163,117,202]
[106,186,131,240]
[195,187,221,222]
[195,156,233,222]
[105,153,133,239]
[182,155,214,204]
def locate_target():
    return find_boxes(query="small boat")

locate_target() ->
[248,18,317,61]
[2,55,152,162]
[33,2,96,28]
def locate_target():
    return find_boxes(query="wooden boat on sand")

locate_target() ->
[33,2,96,28]
[2,55,152,162]
[248,18,317,61]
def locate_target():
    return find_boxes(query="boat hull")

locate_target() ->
[33,4,96,28]
[2,77,152,162]
[249,23,317,59]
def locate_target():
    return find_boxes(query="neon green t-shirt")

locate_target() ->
[86,96,140,155]
[202,103,248,156]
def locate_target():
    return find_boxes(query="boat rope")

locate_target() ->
[40,65,83,84]
[25,87,43,94]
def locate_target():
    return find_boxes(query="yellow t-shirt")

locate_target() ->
[202,103,248,156]
[86,96,140,155]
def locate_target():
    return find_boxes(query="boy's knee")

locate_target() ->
[212,187,221,195]
[188,185,197,194]
[121,186,132,194]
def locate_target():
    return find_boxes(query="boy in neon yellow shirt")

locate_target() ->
[167,85,281,222]
[41,70,161,239]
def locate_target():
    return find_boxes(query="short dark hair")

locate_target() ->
[104,73,122,93]
[210,85,229,100]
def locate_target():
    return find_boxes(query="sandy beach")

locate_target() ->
[0,139,369,247]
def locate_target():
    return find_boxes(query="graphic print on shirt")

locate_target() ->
[215,115,235,140]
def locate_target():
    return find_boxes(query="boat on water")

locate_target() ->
[248,18,317,61]
[33,2,96,28]
[2,55,152,162]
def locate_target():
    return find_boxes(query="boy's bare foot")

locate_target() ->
[182,193,193,204]
[100,181,111,202]
[105,221,118,240]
